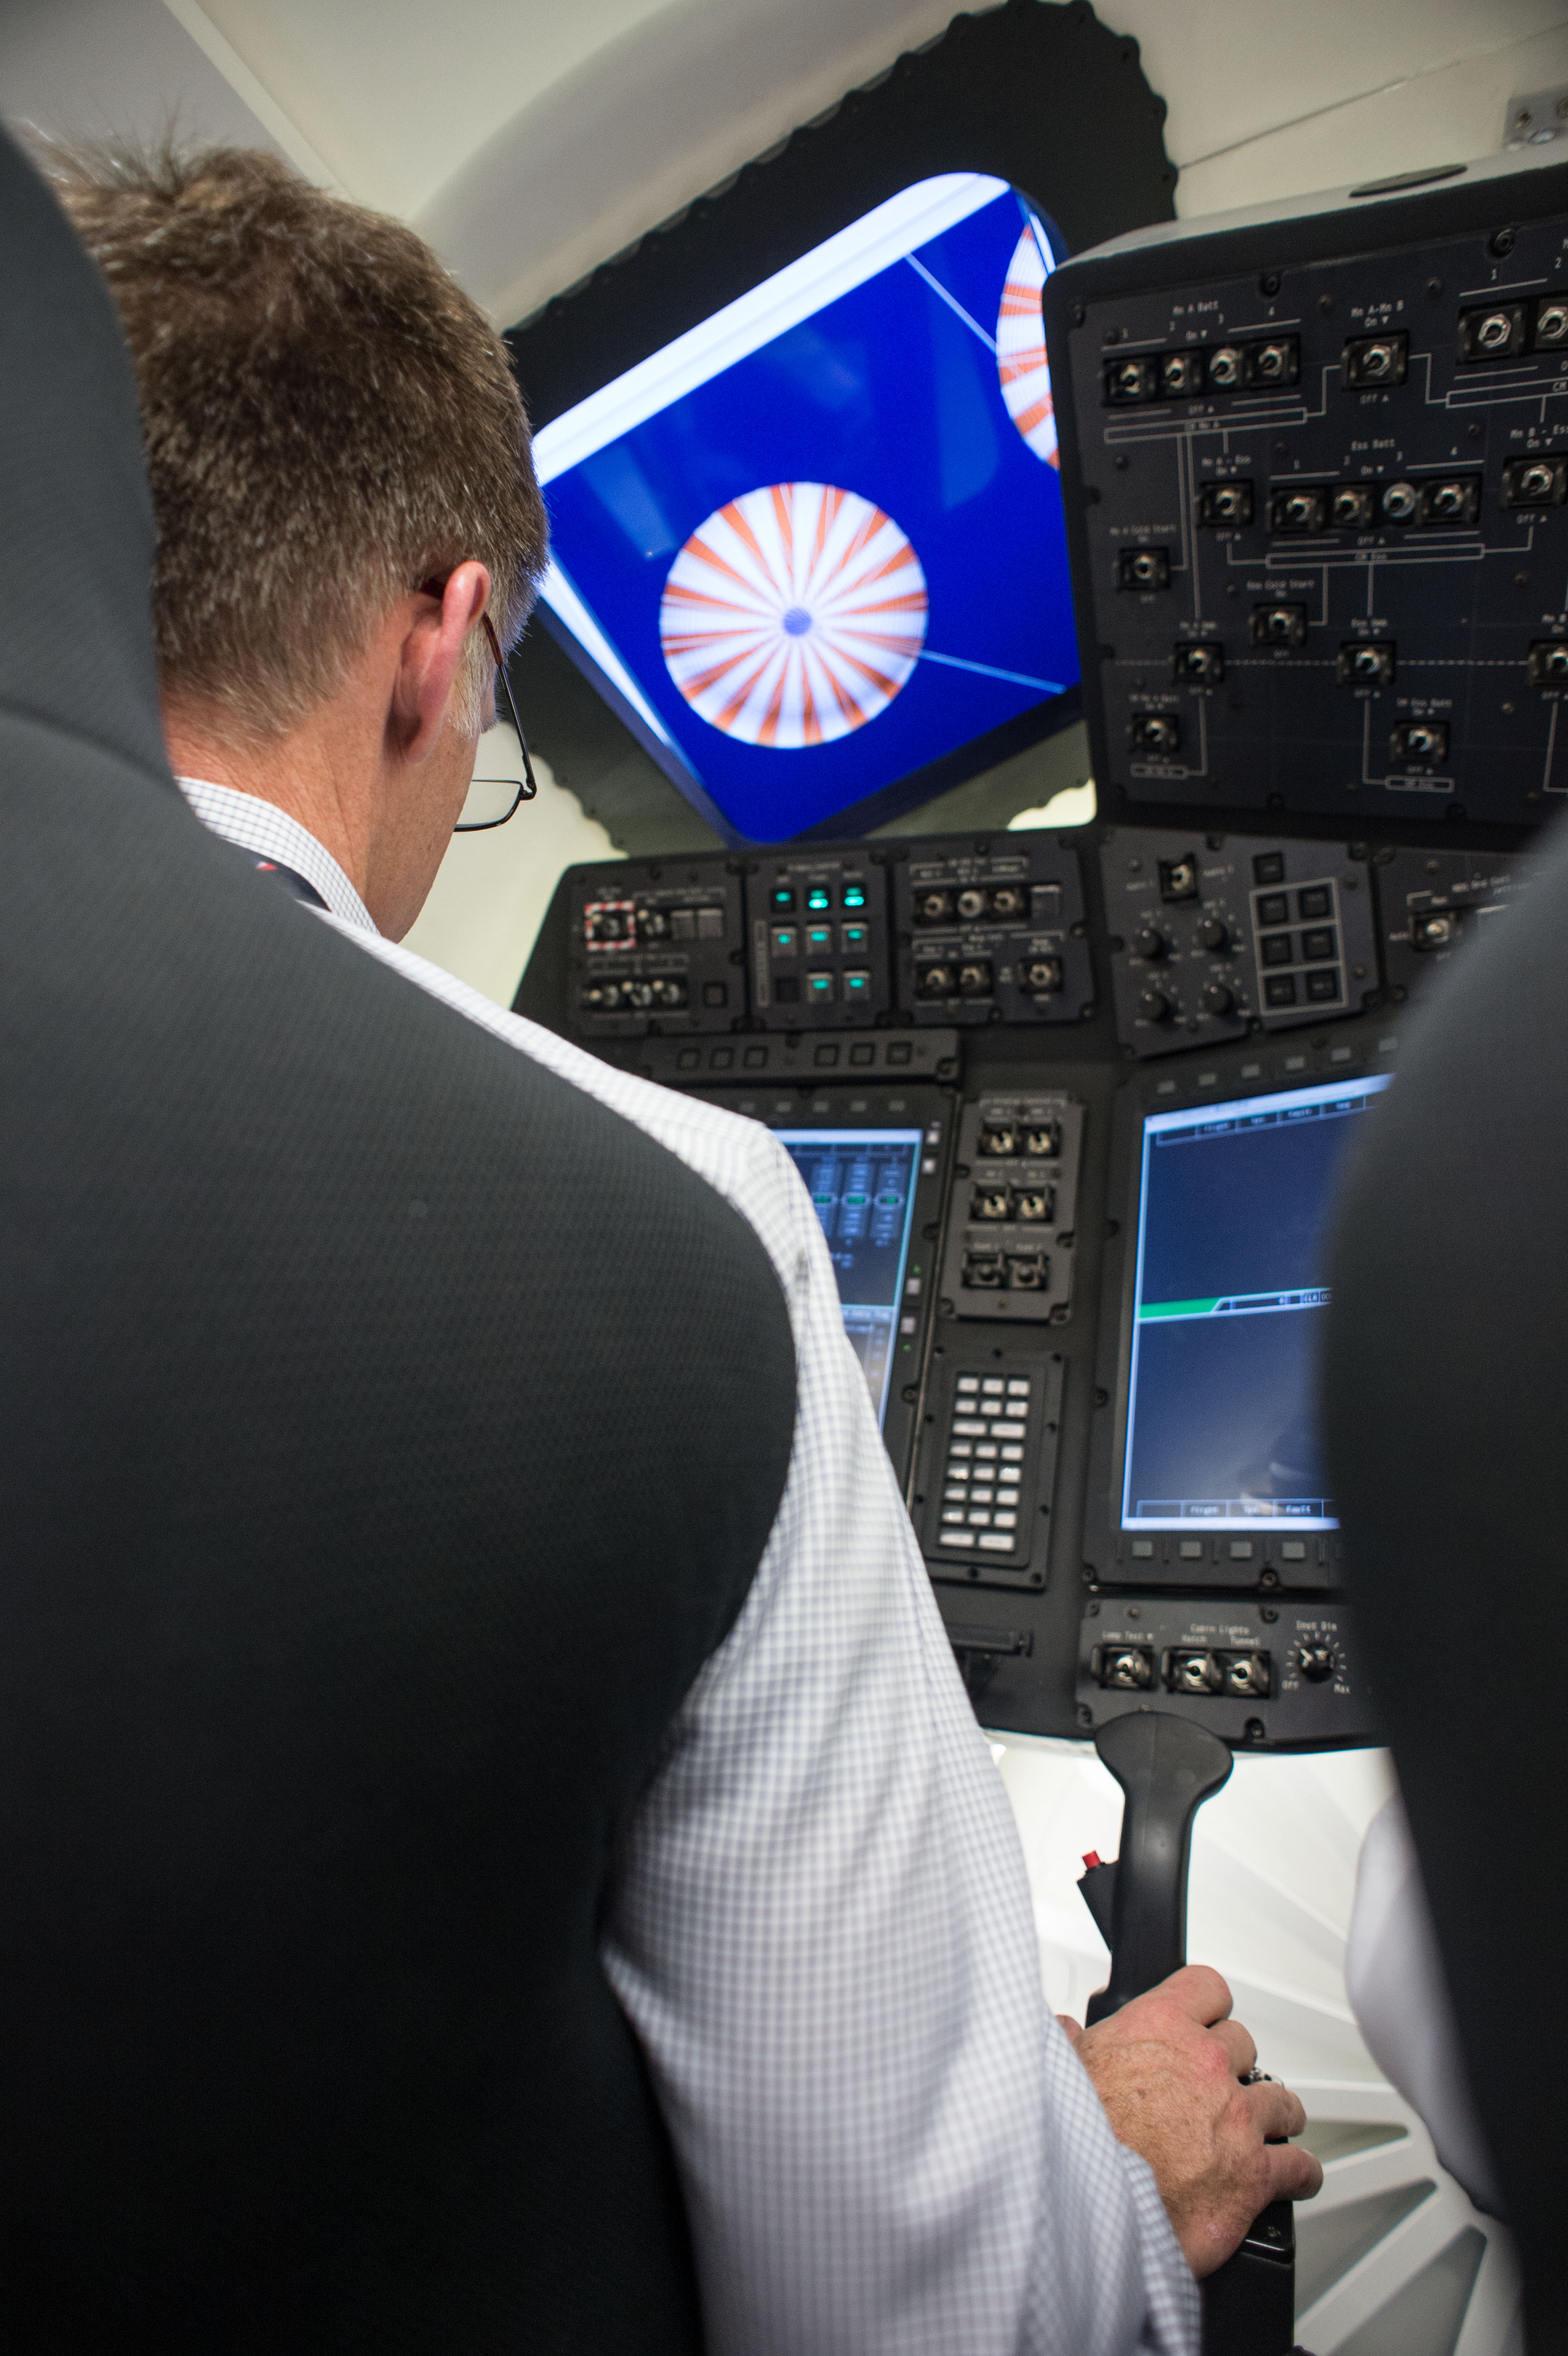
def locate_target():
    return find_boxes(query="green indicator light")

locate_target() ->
[806,887,831,912]
[842,884,867,909]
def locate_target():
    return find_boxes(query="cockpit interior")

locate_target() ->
[7,5,1567,2349]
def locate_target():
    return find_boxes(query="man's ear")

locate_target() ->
[392,561,491,763]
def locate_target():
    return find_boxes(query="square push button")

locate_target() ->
[1178,1538,1205,1561]
[742,1046,767,1069]
[1228,1539,1254,1560]
[770,886,796,914]
[1256,891,1289,927]
[1253,851,1286,886]
[1301,927,1337,962]
[1306,968,1340,1003]
[697,907,725,939]
[702,982,728,1007]
[806,886,832,913]
[806,972,835,1003]
[849,1044,875,1066]
[1130,1538,1155,1560]
[676,1048,700,1070]
[1280,1539,1307,1562]
[886,1043,912,1066]
[1264,975,1297,1008]
[1260,931,1294,967]
[1297,885,1331,921]
[843,970,872,999]
[814,1044,840,1068]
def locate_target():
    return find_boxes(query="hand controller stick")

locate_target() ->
[1080,1712,1305,2356]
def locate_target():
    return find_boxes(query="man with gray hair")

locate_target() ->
[52,142,1318,2354]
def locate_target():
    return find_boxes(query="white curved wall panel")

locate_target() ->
[995,1737,1522,2356]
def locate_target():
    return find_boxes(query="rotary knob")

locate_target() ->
[1139,986,1175,1023]
[1202,982,1235,1016]
[1132,927,1167,961]
[1296,1645,1337,1684]
[1195,916,1230,953]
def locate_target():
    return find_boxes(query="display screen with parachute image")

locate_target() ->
[530,174,1078,841]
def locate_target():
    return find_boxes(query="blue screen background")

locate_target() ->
[777,1127,922,1429]
[1121,1083,1388,1527]
[544,188,1078,841]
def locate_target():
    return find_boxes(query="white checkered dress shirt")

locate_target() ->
[178,778,1198,2356]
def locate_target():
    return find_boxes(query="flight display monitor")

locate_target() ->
[776,1126,924,1428]
[1121,1074,1392,1530]
[531,173,1078,844]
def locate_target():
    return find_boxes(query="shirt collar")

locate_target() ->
[176,777,379,935]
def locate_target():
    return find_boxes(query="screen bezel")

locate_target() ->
[1086,1021,1399,1590]
[772,1121,926,1432]
[1119,1071,1392,1533]
[503,4,1173,845]
[681,1080,952,1487]
[523,177,1079,847]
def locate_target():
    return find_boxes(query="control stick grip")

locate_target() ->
[1085,1711,1232,2024]
[1080,1711,1305,2354]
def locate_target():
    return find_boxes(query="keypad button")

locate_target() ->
[957,1376,979,1394]
[943,1530,975,1548]
[978,1533,1013,1552]
[966,1509,992,1527]
[941,1507,966,1525]
[948,1441,973,1459]
[997,1487,1020,1507]
[989,1420,1020,1438]
[981,1377,1005,1394]
[953,1418,987,1436]
[975,1442,998,1460]
[944,1486,969,1504]
[1006,1378,1031,1396]
[993,1511,1018,1530]
[970,1487,994,1505]
[1001,1444,1024,1463]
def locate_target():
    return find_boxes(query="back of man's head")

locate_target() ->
[52,144,546,749]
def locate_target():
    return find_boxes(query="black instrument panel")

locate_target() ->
[512,156,1568,1755]
[516,817,1503,1751]
[1046,150,1568,830]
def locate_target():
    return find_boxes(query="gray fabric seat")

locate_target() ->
[0,128,795,2352]
[1325,826,1568,2352]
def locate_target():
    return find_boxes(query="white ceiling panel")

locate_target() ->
[1094,0,1568,175]
[9,0,1568,324]
[2,0,283,162]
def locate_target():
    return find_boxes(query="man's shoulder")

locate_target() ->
[315,916,818,1298]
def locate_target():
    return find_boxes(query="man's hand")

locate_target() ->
[1067,1964,1323,2277]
